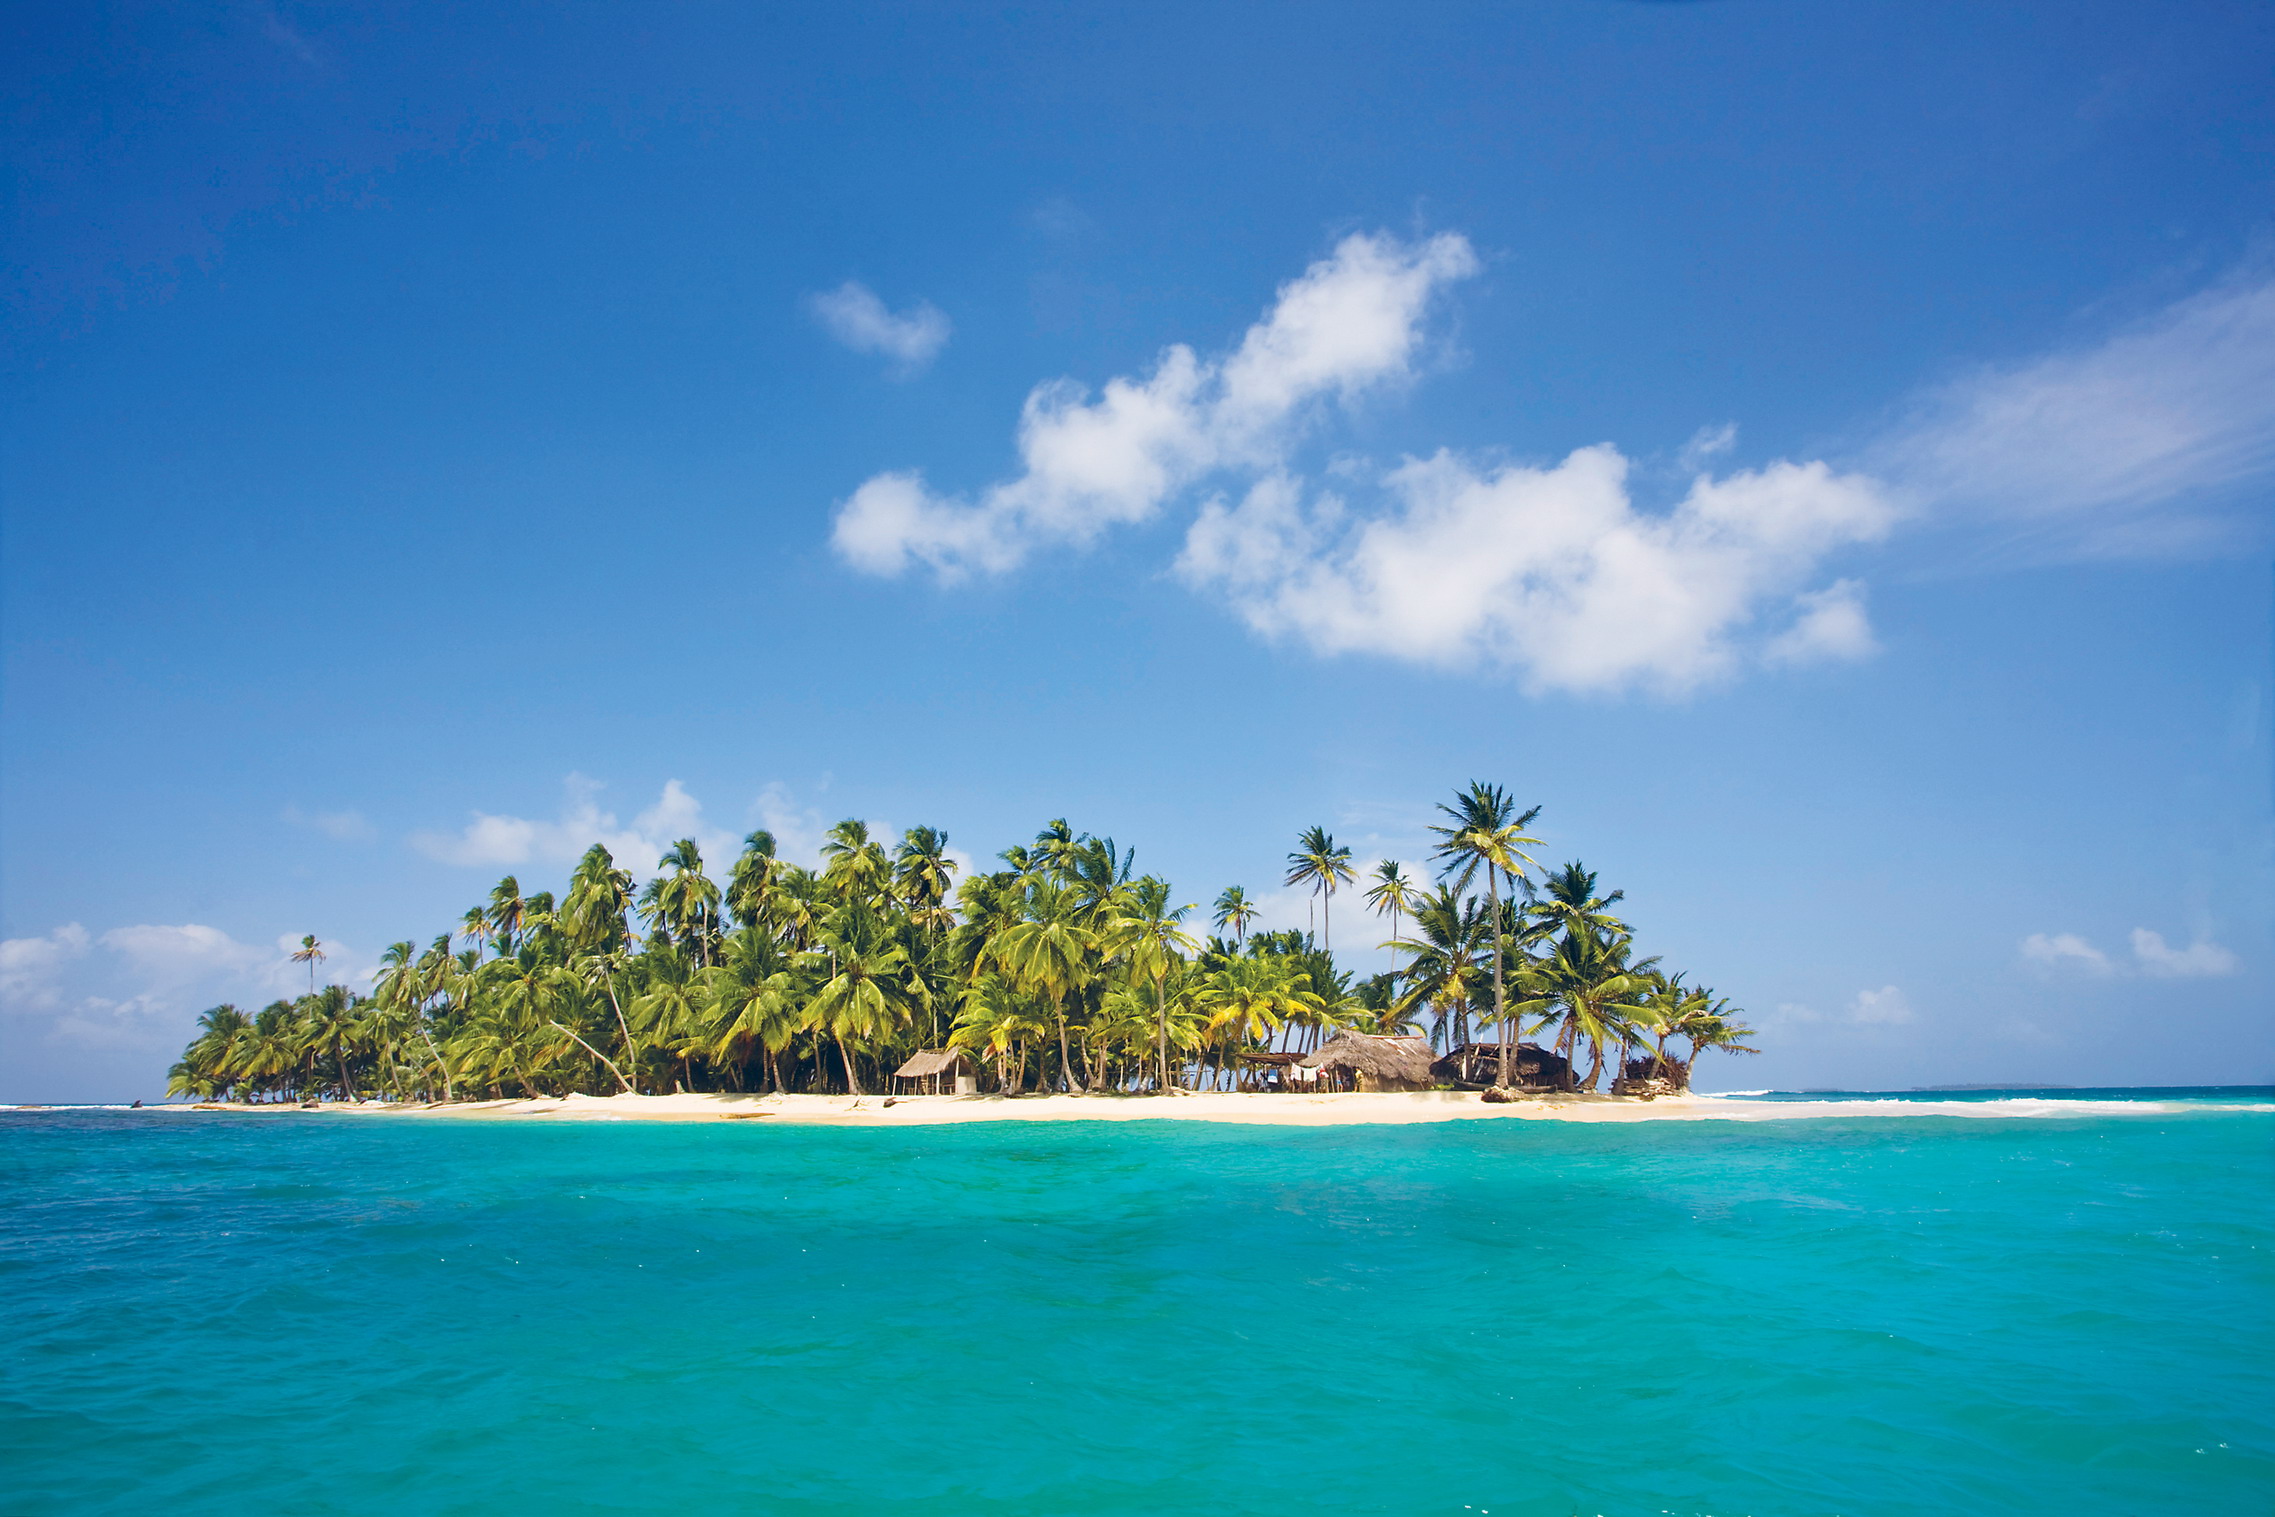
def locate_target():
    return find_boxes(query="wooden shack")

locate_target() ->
[893,1049,979,1095]
[1299,1033,1437,1092]
[1431,1041,1571,1090]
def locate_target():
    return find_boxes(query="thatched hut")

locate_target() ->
[1431,1042,1570,1089]
[1233,1049,1305,1091]
[1299,1033,1437,1092]
[893,1049,978,1095]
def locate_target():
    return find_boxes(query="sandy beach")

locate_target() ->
[145,1089,2250,1125]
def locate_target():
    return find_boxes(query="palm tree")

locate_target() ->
[1111,876,1199,1092]
[639,839,723,965]
[992,880,1095,1092]
[1430,782,1543,1088]
[290,934,327,995]
[805,906,916,1095]
[819,819,891,906]
[1284,826,1355,954]
[1386,886,1491,1054]
[1364,861,1416,973]
[487,878,526,955]
[1211,885,1257,944]
[893,826,960,936]
[564,844,635,956]
[727,830,780,930]
[1678,997,1759,1088]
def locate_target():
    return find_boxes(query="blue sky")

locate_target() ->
[4,0,2270,1101]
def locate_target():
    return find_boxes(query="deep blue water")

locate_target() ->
[4,1104,2271,1516]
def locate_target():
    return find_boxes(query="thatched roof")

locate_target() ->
[1234,1050,1304,1066]
[1299,1033,1436,1084]
[894,1049,972,1078]
[1433,1042,1571,1087]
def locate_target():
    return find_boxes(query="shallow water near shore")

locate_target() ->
[5,1103,2271,1515]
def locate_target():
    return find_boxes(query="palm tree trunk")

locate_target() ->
[837,1034,862,1095]
[1156,974,1170,1093]
[1491,869,1511,1088]
[1055,1005,1074,1094]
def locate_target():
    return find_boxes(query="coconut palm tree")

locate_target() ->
[639,839,723,966]
[290,934,327,996]
[1110,876,1199,1091]
[1364,861,1416,972]
[1429,782,1543,1088]
[1385,885,1491,1054]
[893,826,960,936]
[992,880,1095,1092]
[1284,826,1356,955]
[1211,885,1257,944]
[819,819,892,907]
[804,905,916,1094]
[727,830,780,930]
[486,878,526,955]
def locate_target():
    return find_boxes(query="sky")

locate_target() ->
[3,0,2270,1102]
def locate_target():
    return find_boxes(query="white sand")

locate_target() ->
[155,1089,2235,1125]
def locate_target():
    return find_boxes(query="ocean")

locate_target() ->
[4,1097,2270,1515]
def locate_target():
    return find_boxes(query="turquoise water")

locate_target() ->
[4,1106,2271,1516]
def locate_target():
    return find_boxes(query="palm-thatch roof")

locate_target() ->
[1434,1042,1570,1088]
[1299,1033,1437,1089]
[894,1049,973,1079]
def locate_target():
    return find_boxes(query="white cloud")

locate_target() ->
[1179,448,1891,694]
[0,923,90,1011]
[283,804,375,841]
[831,231,1480,581]
[410,775,738,880]
[1764,579,1879,666]
[0,922,370,1054]
[2130,928,2238,979]
[832,229,1891,695]
[1849,985,1914,1025]
[1872,274,2275,556]
[808,281,951,378]
[2020,931,2114,975]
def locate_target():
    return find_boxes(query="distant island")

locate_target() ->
[169,782,1757,1108]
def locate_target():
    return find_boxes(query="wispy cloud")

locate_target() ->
[808,281,951,378]
[0,923,370,1053]
[2020,931,2114,975]
[1849,985,1914,1025]
[283,804,375,841]
[2019,927,2237,979]
[410,775,738,879]
[1870,273,2275,558]
[2129,928,2239,979]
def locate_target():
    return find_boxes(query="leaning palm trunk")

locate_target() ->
[837,1034,862,1096]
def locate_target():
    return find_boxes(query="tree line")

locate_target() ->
[168,782,1757,1103]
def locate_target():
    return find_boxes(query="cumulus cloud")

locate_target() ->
[283,804,374,841]
[410,775,737,879]
[0,922,365,1054]
[832,231,1480,580]
[1848,985,1914,1025]
[1179,450,1890,694]
[2130,928,2239,979]
[808,281,951,377]
[831,229,1892,694]
[1872,273,2275,556]
[2020,931,2114,975]
[0,923,90,1011]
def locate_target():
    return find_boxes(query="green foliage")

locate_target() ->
[169,798,1755,1102]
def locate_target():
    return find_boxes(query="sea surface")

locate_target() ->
[4,1096,2271,1516]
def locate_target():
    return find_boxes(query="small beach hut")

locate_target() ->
[1432,1042,1570,1090]
[1298,1033,1437,1092]
[893,1049,978,1095]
